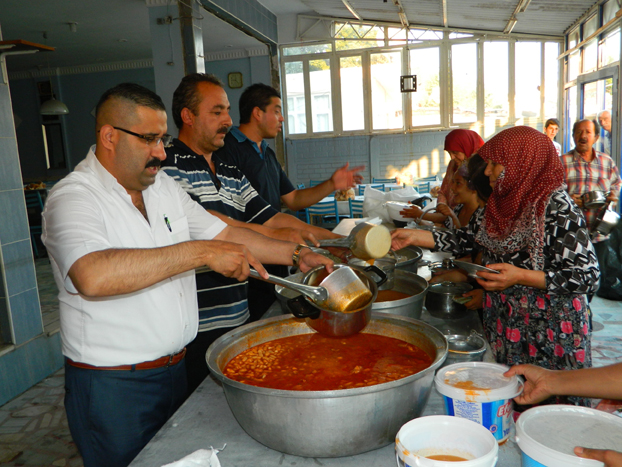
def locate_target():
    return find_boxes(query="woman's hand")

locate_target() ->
[435,203,452,216]
[574,447,622,467]
[474,263,523,291]
[463,289,483,310]
[400,204,423,219]
[572,194,584,208]
[504,364,555,405]
[390,228,435,250]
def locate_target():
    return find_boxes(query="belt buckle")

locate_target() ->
[166,353,175,367]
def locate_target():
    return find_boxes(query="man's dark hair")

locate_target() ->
[545,118,560,128]
[239,83,281,124]
[95,83,165,118]
[572,118,600,136]
[172,73,224,130]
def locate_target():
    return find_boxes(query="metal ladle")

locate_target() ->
[248,269,328,303]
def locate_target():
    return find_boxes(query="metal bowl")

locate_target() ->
[582,190,608,209]
[442,332,487,367]
[206,313,448,458]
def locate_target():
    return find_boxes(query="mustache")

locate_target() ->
[217,125,231,135]
[145,158,161,169]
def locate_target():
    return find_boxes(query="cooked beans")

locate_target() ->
[224,333,433,391]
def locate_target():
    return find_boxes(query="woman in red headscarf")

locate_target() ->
[391,126,600,407]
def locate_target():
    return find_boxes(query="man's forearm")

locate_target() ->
[283,183,335,211]
[267,212,340,240]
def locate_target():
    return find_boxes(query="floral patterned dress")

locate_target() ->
[433,190,600,406]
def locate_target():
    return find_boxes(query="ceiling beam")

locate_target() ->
[503,0,532,34]
[393,0,410,28]
[441,0,448,28]
[341,0,363,21]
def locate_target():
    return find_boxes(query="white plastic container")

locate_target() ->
[516,404,622,467]
[395,415,498,466]
[434,362,523,443]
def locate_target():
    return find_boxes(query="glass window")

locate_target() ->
[568,28,580,49]
[335,23,384,50]
[451,42,477,124]
[285,62,306,134]
[565,86,577,152]
[603,0,618,24]
[409,47,441,127]
[370,51,403,130]
[544,42,560,120]
[483,42,509,137]
[408,29,442,42]
[309,59,333,133]
[340,56,364,131]
[583,14,598,39]
[283,44,332,56]
[583,40,598,73]
[515,42,541,126]
[388,27,406,46]
[449,32,473,39]
[600,29,620,67]
[568,50,580,82]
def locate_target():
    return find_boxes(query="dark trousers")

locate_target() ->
[64,358,187,467]
[185,326,239,396]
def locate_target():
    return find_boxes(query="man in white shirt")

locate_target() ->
[42,83,331,467]
[544,118,562,156]
[597,109,612,155]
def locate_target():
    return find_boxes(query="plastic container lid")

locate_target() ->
[516,404,622,467]
[434,362,523,402]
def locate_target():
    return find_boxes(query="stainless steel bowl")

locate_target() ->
[206,313,448,458]
[582,190,608,208]
[373,270,428,319]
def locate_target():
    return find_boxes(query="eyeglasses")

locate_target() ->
[113,127,173,147]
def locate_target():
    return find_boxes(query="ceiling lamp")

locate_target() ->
[40,96,69,115]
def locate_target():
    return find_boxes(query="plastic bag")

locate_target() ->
[362,186,419,223]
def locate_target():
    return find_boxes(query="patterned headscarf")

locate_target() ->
[444,129,485,158]
[476,126,564,270]
[440,130,485,207]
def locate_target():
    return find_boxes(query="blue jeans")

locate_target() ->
[64,358,187,467]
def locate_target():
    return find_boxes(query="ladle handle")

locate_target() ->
[318,237,351,248]
[248,269,328,302]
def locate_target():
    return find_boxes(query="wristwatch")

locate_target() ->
[292,244,309,267]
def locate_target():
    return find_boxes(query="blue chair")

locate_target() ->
[25,191,45,257]
[305,199,342,229]
[349,199,364,218]
[358,184,385,196]
[415,175,438,182]
[309,180,323,187]
[372,177,397,183]
[415,182,431,194]
[297,183,305,189]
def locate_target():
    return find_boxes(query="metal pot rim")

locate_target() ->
[206,313,448,399]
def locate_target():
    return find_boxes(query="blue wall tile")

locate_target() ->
[0,189,29,246]
[0,138,24,191]
[2,239,36,297]
[9,288,43,344]
[0,333,62,406]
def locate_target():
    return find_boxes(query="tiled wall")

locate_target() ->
[0,28,63,404]
[286,131,451,186]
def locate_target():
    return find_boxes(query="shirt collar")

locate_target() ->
[230,126,268,158]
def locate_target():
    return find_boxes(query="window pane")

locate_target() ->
[568,29,580,49]
[568,51,580,81]
[565,86,577,152]
[451,43,477,124]
[309,59,333,133]
[408,29,442,42]
[371,51,403,130]
[285,61,306,134]
[515,42,541,126]
[584,40,598,72]
[335,23,384,50]
[449,32,473,39]
[584,15,598,38]
[410,47,440,126]
[604,0,618,23]
[544,42,559,121]
[483,42,509,138]
[283,44,332,56]
[388,27,406,46]
[340,56,364,131]
[600,29,620,67]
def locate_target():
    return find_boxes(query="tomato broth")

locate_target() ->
[224,333,433,391]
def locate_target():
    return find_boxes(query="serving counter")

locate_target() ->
[129,304,523,467]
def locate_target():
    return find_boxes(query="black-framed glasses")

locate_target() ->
[113,127,173,147]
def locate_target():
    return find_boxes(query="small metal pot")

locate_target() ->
[394,246,424,274]
[442,331,487,367]
[582,190,608,209]
[287,264,386,337]
[425,281,473,319]
[593,203,620,235]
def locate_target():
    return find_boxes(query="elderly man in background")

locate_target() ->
[544,117,562,156]
[597,110,612,155]
[561,119,621,299]
[162,73,338,392]
[42,83,332,467]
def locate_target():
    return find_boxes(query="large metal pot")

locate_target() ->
[206,313,448,457]
[373,270,428,319]
[425,281,473,319]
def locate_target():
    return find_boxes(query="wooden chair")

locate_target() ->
[372,177,397,184]
[349,199,364,218]
[358,183,385,196]
[24,191,44,257]
[305,199,342,229]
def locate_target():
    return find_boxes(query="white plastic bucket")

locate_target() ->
[395,415,498,466]
[434,362,523,443]
[516,404,622,467]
